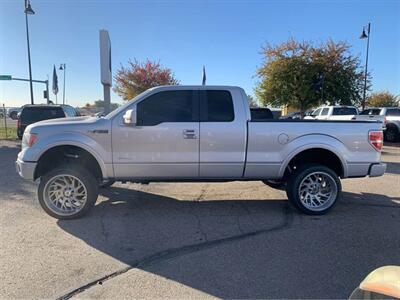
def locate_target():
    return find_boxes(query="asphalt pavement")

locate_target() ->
[0,140,399,299]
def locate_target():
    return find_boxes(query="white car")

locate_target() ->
[305,106,359,120]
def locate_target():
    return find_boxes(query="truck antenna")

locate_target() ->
[202,65,206,86]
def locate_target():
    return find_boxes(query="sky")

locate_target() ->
[0,0,399,108]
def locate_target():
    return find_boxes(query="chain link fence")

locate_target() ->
[0,104,18,140]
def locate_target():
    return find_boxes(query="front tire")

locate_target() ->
[262,179,286,190]
[286,164,341,215]
[38,165,99,219]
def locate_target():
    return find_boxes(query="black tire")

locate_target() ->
[38,164,98,219]
[286,164,341,215]
[262,179,286,190]
[384,126,399,143]
[99,179,115,188]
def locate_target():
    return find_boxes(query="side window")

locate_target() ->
[312,108,322,116]
[63,106,76,117]
[201,90,234,122]
[137,90,197,126]
[320,108,329,116]
[386,109,400,116]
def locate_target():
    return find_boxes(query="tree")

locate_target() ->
[93,100,119,111]
[366,91,399,107]
[114,59,179,100]
[248,95,258,107]
[255,38,368,114]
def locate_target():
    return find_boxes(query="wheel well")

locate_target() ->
[285,148,344,178]
[386,123,399,132]
[34,145,103,181]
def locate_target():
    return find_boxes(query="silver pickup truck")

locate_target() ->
[16,86,386,219]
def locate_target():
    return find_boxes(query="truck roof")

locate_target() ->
[147,85,243,91]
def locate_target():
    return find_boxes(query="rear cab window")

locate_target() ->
[332,107,358,115]
[200,90,234,122]
[21,107,65,124]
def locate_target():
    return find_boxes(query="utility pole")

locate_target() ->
[24,0,35,105]
[360,22,371,110]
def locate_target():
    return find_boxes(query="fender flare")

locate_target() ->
[34,133,108,179]
[278,135,349,178]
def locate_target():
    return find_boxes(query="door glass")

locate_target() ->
[137,90,197,126]
[201,90,234,122]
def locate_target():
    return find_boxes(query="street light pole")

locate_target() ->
[360,22,371,110]
[59,64,66,105]
[24,0,35,105]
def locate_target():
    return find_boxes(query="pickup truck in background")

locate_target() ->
[15,86,386,219]
[359,107,400,142]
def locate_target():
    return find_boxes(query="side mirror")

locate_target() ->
[123,108,137,125]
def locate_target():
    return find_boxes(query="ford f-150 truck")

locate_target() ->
[16,86,386,219]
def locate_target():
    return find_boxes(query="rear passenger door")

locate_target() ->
[199,89,247,178]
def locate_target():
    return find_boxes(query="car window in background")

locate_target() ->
[360,109,381,115]
[137,90,195,126]
[332,107,358,115]
[202,90,234,122]
[320,108,329,116]
[63,106,77,117]
[21,107,65,124]
[312,108,321,116]
[386,108,400,116]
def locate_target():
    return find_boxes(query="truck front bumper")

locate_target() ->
[369,163,386,177]
[15,159,37,180]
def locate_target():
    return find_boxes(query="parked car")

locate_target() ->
[16,86,386,219]
[280,111,301,120]
[304,105,359,120]
[359,107,400,142]
[7,107,21,120]
[17,104,79,139]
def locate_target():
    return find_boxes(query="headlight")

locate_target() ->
[22,133,38,149]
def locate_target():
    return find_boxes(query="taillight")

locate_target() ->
[369,131,383,151]
[17,117,21,129]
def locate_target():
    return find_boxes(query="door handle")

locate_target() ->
[183,129,197,139]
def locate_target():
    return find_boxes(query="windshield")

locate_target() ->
[104,88,154,119]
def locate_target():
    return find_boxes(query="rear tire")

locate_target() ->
[286,164,341,215]
[38,165,98,219]
[384,126,399,143]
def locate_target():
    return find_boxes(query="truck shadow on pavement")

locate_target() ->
[57,186,400,299]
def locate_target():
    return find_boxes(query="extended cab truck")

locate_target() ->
[16,86,386,219]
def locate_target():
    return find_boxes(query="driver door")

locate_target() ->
[112,90,200,179]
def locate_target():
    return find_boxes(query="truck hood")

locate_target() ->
[26,116,108,135]
[33,116,96,125]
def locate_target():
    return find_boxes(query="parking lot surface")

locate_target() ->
[0,140,399,299]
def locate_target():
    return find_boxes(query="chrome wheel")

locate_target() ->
[43,174,87,216]
[298,171,337,212]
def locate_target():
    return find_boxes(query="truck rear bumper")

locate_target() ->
[15,159,36,180]
[368,163,386,177]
